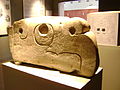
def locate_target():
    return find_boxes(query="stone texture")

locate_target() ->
[7,16,99,77]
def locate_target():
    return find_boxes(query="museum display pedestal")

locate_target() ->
[2,62,103,90]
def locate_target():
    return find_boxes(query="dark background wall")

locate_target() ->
[10,0,59,23]
[99,0,120,11]
[10,0,120,23]
[45,0,58,16]
[10,0,24,24]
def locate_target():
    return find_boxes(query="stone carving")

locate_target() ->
[7,16,99,77]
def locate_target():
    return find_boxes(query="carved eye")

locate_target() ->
[34,23,54,45]
[69,27,76,35]
[19,28,23,34]
[18,28,27,39]
[38,24,49,36]
[13,21,28,39]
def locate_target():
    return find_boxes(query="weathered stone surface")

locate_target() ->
[7,16,99,77]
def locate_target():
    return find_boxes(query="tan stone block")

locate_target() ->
[7,16,99,77]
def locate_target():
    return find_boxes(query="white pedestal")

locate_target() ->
[2,62,102,90]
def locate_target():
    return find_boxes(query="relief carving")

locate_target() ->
[7,16,99,77]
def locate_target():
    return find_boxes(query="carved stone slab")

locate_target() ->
[7,16,99,77]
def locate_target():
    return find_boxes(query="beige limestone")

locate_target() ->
[7,16,99,77]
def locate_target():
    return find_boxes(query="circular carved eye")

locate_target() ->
[39,24,48,34]
[69,27,76,35]
[34,23,54,45]
[19,28,23,34]
[18,28,27,39]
